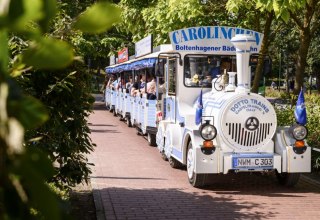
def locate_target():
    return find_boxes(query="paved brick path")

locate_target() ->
[88,100,320,220]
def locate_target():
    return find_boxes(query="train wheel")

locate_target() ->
[113,110,117,117]
[275,171,300,187]
[147,133,157,146]
[126,117,132,127]
[136,128,142,136]
[160,138,168,161]
[161,151,168,161]
[187,141,207,188]
[169,156,181,169]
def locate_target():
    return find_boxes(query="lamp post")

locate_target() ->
[278,49,282,91]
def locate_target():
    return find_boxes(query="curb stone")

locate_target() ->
[301,174,320,187]
[92,189,106,220]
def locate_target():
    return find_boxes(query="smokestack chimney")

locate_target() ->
[230,34,255,93]
[225,72,236,91]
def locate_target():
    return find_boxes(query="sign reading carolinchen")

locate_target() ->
[169,26,263,54]
[135,35,153,58]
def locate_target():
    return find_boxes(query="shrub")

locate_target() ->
[275,93,320,171]
[19,65,95,188]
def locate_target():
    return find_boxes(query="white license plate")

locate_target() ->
[233,156,273,169]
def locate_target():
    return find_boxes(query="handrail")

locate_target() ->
[157,52,182,66]
[213,75,224,91]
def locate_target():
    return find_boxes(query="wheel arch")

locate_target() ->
[182,131,193,164]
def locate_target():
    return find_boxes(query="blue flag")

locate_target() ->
[294,89,307,125]
[195,89,203,125]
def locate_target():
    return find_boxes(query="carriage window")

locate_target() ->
[184,55,236,87]
[156,58,166,77]
[167,58,177,95]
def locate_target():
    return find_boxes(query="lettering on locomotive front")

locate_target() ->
[230,98,269,114]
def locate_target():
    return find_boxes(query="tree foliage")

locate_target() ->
[113,0,320,95]
[0,0,120,219]
[118,0,233,46]
[257,0,320,93]
[227,0,274,93]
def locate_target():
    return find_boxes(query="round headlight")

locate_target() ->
[200,124,217,141]
[291,125,308,140]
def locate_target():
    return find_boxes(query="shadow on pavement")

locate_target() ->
[95,173,320,219]
[92,102,107,111]
[90,129,120,133]
[91,176,166,180]
[98,187,278,219]
[202,172,320,196]
[88,123,116,127]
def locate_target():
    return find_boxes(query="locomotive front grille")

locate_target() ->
[225,123,273,147]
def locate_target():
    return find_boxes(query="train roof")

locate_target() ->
[105,44,173,74]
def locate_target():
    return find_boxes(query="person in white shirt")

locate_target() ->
[126,76,133,91]
[143,75,156,99]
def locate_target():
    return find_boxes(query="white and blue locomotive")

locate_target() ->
[105,27,311,188]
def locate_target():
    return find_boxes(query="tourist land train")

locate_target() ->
[105,26,311,188]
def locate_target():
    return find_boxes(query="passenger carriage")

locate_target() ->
[106,45,172,141]
[105,26,311,188]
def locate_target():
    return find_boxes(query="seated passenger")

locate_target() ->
[158,78,166,96]
[131,74,146,96]
[210,66,220,79]
[146,76,156,100]
[114,76,121,90]
[107,75,115,89]
[126,76,133,92]
[110,75,118,90]
[201,75,212,86]
[101,77,108,102]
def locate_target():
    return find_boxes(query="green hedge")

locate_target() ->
[274,93,320,170]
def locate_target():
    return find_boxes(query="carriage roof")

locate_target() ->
[105,44,173,74]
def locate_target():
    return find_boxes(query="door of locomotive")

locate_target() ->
[156,53,181,123]
[165,57,178,122]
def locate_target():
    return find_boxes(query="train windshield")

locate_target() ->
[184,55,236,88]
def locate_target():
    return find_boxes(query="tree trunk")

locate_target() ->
[294,28,311,94]
[316,73,320,94]
[285,68,289,93]
[251,12,273,93]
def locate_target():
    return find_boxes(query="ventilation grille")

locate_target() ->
[225,123,273,147]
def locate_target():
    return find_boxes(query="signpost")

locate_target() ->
[135,35,153,58]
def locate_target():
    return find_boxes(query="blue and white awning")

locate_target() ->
[105,58,157,74]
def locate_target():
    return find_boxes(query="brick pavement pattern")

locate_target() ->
[88,100,320,220]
